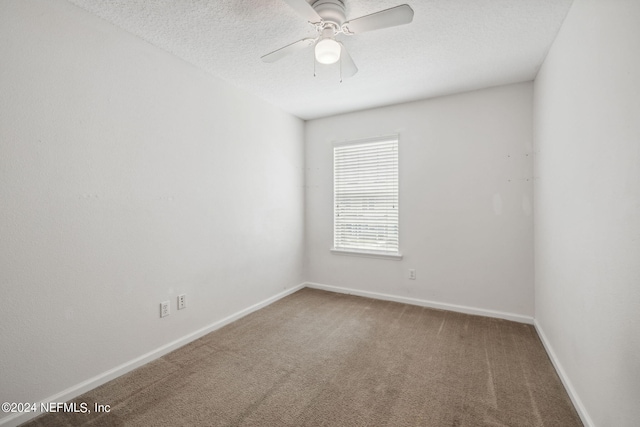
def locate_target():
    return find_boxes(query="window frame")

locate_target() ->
[331,135,402,260]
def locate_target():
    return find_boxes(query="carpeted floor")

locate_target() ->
[23,288,582,426]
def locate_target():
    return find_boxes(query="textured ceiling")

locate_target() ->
[67,0,573,120]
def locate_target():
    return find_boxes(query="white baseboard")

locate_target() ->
[534,320,594,427]
[0,283,305,427]
[304,282,534,324]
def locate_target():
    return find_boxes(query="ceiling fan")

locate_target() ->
[261,0,414,79]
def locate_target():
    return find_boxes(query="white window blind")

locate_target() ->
[333,136,399,256]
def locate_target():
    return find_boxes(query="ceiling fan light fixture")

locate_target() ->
[315,38,341,64]
[261,0,415,79]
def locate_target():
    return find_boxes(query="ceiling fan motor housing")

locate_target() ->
[312,0,346,26]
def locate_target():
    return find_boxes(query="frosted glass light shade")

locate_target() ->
[315,38,341,64]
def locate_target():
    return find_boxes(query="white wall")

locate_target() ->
[533,0,640,426]
[0,0,304,423]
[305,83,534,319]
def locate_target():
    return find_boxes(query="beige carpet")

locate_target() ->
[23,288,582,426]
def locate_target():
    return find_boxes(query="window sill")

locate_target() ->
[330,248,403,260]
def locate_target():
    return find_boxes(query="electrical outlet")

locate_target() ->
[160,301,170,318]
[177,294,186,310]
[408,269,416,280]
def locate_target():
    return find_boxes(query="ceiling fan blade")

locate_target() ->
[261,38,316,63]
[282,0,322,23]
[342,4,414,34]
[339,43,358,79]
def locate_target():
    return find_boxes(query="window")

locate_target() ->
[332,135,401,259]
